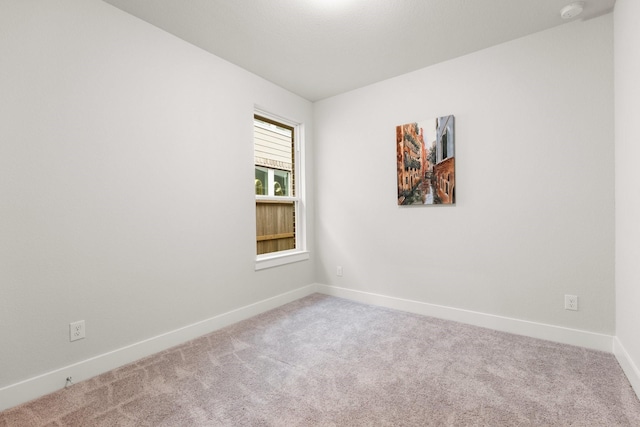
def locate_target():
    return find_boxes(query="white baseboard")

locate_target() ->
[2,284,626,413]
[316,284,614,353]
[0,284,317,413]
[613,337,640,400]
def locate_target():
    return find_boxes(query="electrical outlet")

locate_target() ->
[69,320,85,342]
[564,295,578,311]
[336,266,343,277]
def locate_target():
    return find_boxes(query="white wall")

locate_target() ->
[614,0,640,394]
[315,16,614,335]
[0,0,314,397]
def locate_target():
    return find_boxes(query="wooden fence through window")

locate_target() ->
[256,200,295,255]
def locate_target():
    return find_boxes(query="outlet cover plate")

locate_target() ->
[564,295,578,311]
[69,320,86,342]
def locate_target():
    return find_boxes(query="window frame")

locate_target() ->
[254,109,308,270]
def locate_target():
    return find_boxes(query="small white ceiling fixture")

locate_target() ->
[560,2,585,20]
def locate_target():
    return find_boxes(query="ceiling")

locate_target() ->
[102,0,615,101]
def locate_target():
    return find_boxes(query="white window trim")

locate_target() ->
[255,249,310,271]
[254,108,308,270]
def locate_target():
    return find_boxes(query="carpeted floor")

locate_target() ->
[1,293,640,426]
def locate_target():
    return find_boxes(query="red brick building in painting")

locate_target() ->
[396,123,427,204]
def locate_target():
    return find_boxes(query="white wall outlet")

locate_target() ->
[336,266,343,277]
[564,295,578,311]
[69,320,85,342]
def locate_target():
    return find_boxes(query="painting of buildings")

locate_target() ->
[396,115,455,205]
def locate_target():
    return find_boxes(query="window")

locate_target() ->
[254,112,308,269]
[441,130,448,159]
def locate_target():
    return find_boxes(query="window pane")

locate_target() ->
[274,170,290,196]
[255,168,267,195]
[256,200,295,255]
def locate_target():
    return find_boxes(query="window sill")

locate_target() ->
[255,250,310,271]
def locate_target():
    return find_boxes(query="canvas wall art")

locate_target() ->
[396,115,455,205]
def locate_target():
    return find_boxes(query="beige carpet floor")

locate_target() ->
[1,294,640,426]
